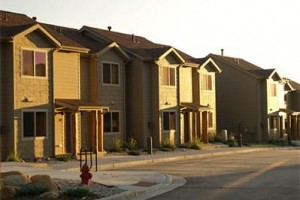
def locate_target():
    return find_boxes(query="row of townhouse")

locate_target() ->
[0,10,299,160]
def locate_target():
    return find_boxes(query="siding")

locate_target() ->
[14,31,54,159]
[54,52,80,99]
[180,67,193,103]
[216,62,259,139]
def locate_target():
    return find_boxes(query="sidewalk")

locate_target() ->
[1,146,282,200]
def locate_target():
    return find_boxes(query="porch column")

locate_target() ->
[287,115,292,144]
[291,115,297,140]
[276,115,280,139]
[95,111,99,151]
[98,111,104,152]
[297,115,300,140]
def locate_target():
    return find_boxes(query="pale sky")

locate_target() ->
[1,0,299,82]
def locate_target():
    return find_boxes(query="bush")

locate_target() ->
[160,139,176,151]
[214,134,224,143]
[125,137,137,151]
[127,150,140,156]
[55,154,72,162]
[190,139,203,150]
[110,136,123,152]
[208,133,216,143]
[63,188,96,198]
[6,152,21,162]
[17,185,48,196]
[228,135,237,147]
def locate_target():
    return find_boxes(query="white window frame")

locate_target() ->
[22,109,48,140]
[162,110,177,131]
[21,48,48,79]
[103,110,121,135]
[102,61,120,86]
[162,66,176,87]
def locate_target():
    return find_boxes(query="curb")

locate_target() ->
[96,148,273,171]
[99,173,173,200]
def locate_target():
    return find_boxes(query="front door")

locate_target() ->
[202,112,208,143]
[64,112,72,154]
[184,112,190,143]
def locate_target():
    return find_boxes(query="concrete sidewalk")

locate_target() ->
[1,146,279,200]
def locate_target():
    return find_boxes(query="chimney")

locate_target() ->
[221,49,224,56]
[108,26,112,31]
[132,34,136,43]
[32,16,37,21]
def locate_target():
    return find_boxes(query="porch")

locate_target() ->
[54,99,109,158]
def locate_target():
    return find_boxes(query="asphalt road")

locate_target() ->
[122,148,300,200]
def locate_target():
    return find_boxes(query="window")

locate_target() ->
[104,112,120,133]
[201,74,212,90]
[270,116,277,129]
[269,83,277,97]
[102,62,119,85]
[208,112,213,128]
[23,111,47,138]
[162,67,175,86]
[163,111,176,131]
[22,50,46,77]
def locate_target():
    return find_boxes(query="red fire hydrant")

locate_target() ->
[80,163,92,185]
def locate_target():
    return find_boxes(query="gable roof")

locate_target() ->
[0,10,37,39]
[209,54,282,80]
[195,57,222,73]
[80,26,182,62]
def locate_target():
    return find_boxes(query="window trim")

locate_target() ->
[103,110,121,135]
[162,66,176,87]
[21,48,48,79]
[22,109,48,140]
[208,112,213,128]
[201,74,212,91]
[269,83,277,97]
[102,61,120,86]
[162,110,177,131]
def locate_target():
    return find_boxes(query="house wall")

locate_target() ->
[180,67,193,103]
[126,58,145,147]
[199,68,217,136]
[158,57,179,145]
[14,31,54,159]
[53,52,80,99]
[216,62,260,141]
[0,42,14,160]
[97,49,126,149]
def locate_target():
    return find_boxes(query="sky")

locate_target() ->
[1,0,299,82]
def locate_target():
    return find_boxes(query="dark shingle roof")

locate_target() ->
[82,26,171,60]
[209,54,275,79]
[0,10,37,39]
[290,80,300,91]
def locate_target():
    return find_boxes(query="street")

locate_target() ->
[120,149,300,200]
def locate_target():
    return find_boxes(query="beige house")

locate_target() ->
[179,54,221,143]
[79,27,222,147]
[0,10,130,160]
[210,53,296,142]
[0,11,60,160]
[285,79,300,140]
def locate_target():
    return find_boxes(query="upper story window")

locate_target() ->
[201,74,212,90]
[102,62,119,85]
[22,50,46,77]
[163,111,176,131]
[269,83,277,97]
[162,67,175,86]
[23,110,47,138]
[104,111,120,133]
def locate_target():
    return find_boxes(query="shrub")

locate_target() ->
[63,188,96,198]
[17,185,48,196]
[125,137,137,151]
[127,150,140,156]
[214,134,224,143]
[160,139,176,151]
[208,133,216,143]
[55,154,72,162]
[228,135,237,147]
[110,136,123,152]
[190,139,203,150]
[6,152,21,162]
